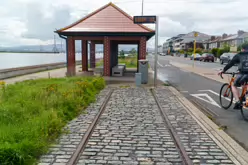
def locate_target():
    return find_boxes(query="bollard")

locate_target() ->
[135,73,142,87]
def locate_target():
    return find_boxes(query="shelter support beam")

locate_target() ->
[67,37,76,76]
[82,40,88,71]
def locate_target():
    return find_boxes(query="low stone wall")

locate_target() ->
[0,61,82,80]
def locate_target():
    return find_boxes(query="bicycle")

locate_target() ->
[219,72,248,121]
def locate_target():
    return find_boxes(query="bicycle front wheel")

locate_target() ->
[241,95,248,121]
[219,83,233,109]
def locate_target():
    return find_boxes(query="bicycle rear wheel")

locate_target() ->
[241,95,248,121]
[219,83,233,109]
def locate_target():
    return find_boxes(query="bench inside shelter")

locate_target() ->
[112,64,126,77]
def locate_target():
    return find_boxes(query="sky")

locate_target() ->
[0,0,247,48]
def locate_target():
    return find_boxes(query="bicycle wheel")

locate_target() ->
[219,83,233,109]
[241,95,248,121]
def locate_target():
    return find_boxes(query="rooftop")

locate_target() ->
[56,2,154,36]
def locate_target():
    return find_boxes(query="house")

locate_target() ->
[209,36,222,49]
[219,30,246,51]
[179,31,211,50]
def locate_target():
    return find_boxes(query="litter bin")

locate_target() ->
[135,73,142,87]
[138,59,148,84]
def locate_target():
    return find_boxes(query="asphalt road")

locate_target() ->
[148,54,248,150]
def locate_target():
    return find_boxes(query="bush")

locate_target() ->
[217,49,225,58]
[195,48,202,54]
[211,48,219,57]
[179,50,185,54]
[0,77,105,165]
[188,48,193,52]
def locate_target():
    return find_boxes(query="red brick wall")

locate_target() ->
[90,41,96,68]
[67,36,76,76]
[103,37,110,76]
[139,37,147,60]
[82,40,88,71]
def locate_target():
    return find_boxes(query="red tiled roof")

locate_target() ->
[57,2,154,33]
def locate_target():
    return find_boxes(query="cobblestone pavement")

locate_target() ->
[155,87,234,165]
[38,88,112,165]
[78,88,183,165]
[39,86,236,165]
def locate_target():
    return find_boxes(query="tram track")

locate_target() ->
[67,89,114,165]
[66,88,193,165]
[150,88,193,165]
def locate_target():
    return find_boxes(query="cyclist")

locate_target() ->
[218,45,248,109]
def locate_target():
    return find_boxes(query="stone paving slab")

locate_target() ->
[38,86,239,165]
[38,88,112,165]
[155,87,234,165]
[78,88,183,165]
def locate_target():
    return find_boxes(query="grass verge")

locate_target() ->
[0,77,105,165]
[96,56,138,68]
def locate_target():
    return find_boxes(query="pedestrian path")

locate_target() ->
[3,66,81,84]
[38,86,248,165]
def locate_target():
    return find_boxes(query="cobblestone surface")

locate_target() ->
[78,88,183,165]
[38,88,112,165]
[155,87,234,165]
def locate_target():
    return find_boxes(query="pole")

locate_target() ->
[141,0,144,15]
[154,16,158,87]
[193,39,196,67]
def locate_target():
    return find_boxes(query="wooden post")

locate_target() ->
[103,37,111,76]
[90,41,96,68]
[82,40,88,71]
[67,37,76,76]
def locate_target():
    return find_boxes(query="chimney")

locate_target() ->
[211,36,216,40]
[238,30,245,36]
[222,33,228,39]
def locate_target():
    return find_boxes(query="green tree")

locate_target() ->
[211,48,219,57]
[129,48,137,56]
[120,50,125,59]
[217,49,225,58]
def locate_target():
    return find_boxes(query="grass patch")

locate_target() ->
[0,77,105,165]
[118,56,137,68]
[95,56,138,68]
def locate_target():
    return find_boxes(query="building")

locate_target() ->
[55,2,155,76]
[219,30,246,51]
[162,34,185,54]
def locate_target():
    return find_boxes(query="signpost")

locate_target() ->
[193,32,198,68]
[133,15,158,87]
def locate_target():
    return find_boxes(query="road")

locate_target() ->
[148,55,248,150]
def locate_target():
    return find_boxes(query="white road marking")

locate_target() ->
[190,93,221,108]
[198,89,235,103]
[157,62,163,67]
[181,91,189,93]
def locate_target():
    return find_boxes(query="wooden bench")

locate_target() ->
[112,65,125,77]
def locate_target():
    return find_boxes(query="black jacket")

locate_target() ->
[223,52,248,73]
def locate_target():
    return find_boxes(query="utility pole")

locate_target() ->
[52,34,58,53]
[141,0,144,15]
[154,16,159,87]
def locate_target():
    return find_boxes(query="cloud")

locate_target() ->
[0,0,248,46]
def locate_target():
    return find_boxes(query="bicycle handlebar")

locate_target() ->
[220,72,239,79]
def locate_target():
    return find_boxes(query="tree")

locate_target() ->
[217,49,225,58]
[129,48,137,56]
[120,50,125,59]
[211,48,219,57]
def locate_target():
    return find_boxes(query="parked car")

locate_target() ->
[190,54,201,60]
[220,53,236,65]
[200,53,214,62]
